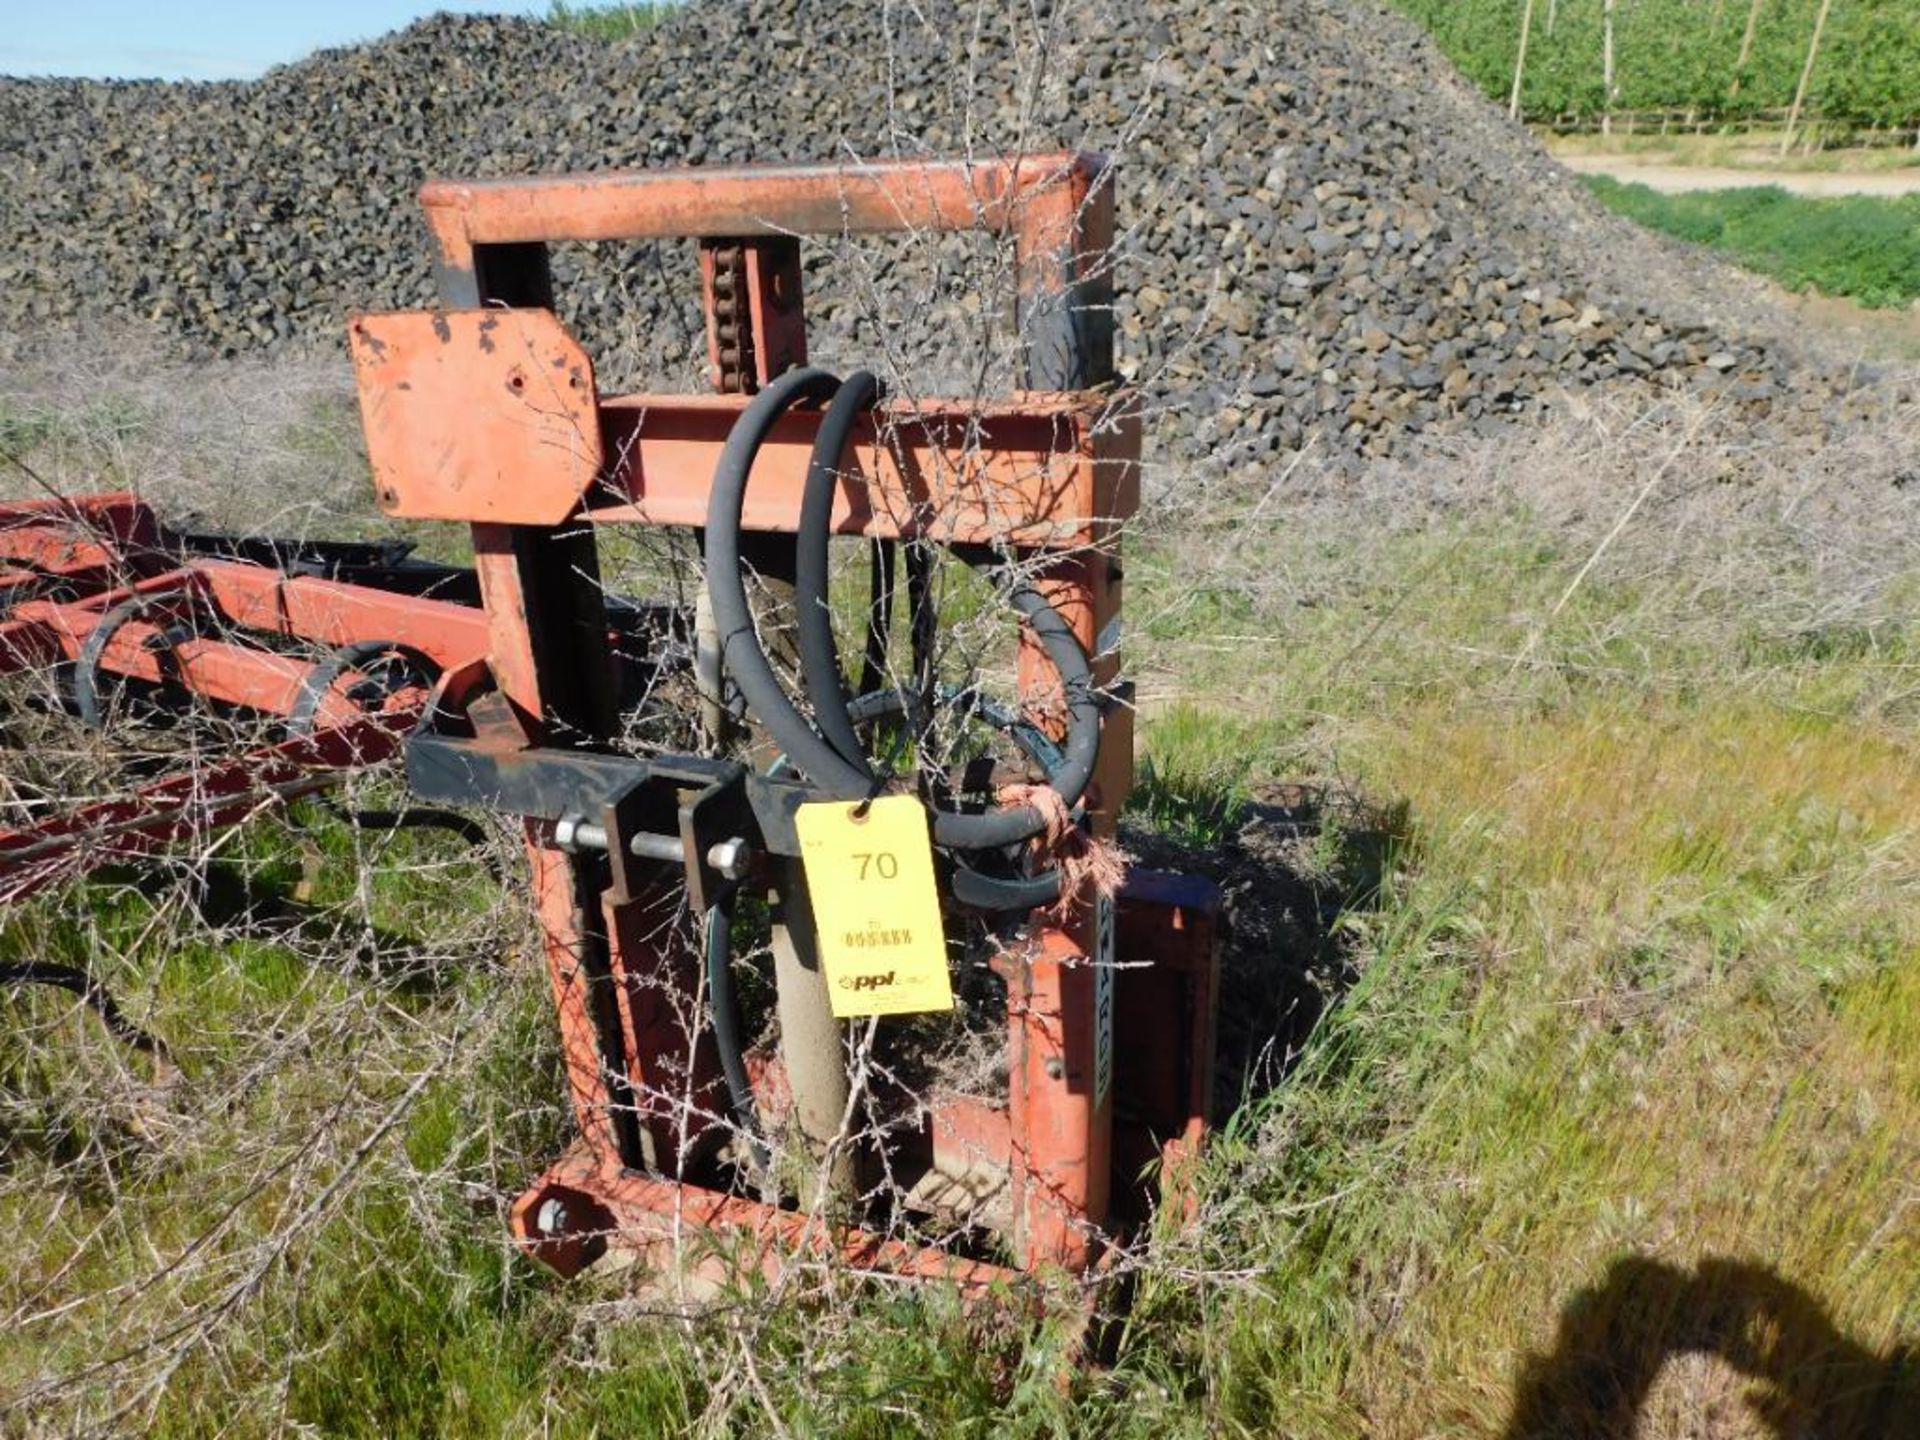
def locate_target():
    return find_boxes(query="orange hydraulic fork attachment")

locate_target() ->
[350,154,1220,1292]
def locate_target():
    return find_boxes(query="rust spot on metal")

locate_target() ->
[431,313,452,344]
[353,320,389,360]
[478,313,499,354]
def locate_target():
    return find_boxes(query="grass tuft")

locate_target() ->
[544,1,679,41]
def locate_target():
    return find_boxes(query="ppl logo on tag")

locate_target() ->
[838,971,896,992]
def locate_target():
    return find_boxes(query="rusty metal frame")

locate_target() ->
[0,494,493,899]
[354,153,1215,1291]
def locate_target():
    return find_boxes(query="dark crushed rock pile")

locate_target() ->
[0,0,1818,467]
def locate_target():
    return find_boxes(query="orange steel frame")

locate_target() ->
[352,153,1218,1290]
[0,492,491,899]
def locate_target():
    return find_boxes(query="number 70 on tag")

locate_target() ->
[794,795,953,1018]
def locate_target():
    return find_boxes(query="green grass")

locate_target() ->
[544,0,678,41]
[1546,129,1920,174]
[1584,175,1920,307]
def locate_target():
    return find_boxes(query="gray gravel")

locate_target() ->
[0,0,1827,467]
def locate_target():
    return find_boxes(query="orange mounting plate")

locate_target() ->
[349,309,603,525]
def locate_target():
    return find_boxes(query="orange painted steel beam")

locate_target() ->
[510,1142,1025,1295]
[12,565,482,726]
[421,153,1106,246]
[420,153,1115,395]
[0,533,122,577]
[0,496,499,906]
[190,560,488,667]
[0,491,158,559]
[593,392,1138,546]
[0,614,63,674]
[60,617,364,728]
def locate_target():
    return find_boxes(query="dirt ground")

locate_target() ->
[1780,288,1920,360]
[1555,152,1920,197]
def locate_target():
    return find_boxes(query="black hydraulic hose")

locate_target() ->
[891,577,1101,853]
[706,367,1105,901]
[858,538,895,699]
[313,796,494,849]
[1,960,176,1069]
[706,366,859,794]
[286,639,439,738]
[73,593,184,730]
[905,539,936,698]
[795,369,882,775]
[704,901,769,1170]
[950,861,1068,913]
[995,584,1101,820]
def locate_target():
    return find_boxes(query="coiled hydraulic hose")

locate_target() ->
[797,374,936,762]
[699,366,1101,1149]
[706,366,1102,907]
[857,536,898,701]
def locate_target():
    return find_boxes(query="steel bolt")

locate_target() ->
[534,1197,570,1237]
[554,815,612,853]
[706,836,753,880]
[1044,1057,1066,1081]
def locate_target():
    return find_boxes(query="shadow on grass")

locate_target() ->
[1505,1255,1919,1439]
[101,855,464,1002]
[1125,769,1410,1117]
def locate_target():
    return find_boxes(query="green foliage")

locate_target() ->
[1584,175,1920,305]
[544,1,679,41]
[1389,0,1920,129]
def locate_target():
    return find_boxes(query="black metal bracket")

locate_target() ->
[406,720,816,905]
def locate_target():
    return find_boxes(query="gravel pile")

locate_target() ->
[0,0,1807,466]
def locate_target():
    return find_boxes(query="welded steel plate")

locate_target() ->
[349,308,602,525]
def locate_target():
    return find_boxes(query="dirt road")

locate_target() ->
[1558,152,1920,198]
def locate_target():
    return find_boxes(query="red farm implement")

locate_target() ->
[3,151,1222,1303]
[0,490,489,900]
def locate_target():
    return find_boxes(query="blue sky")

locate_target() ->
[0,3,559,81]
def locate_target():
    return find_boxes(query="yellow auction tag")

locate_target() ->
[795,794,953,1018]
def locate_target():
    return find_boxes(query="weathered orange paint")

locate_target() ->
[350,310,604,525]
[0,498,494,898]
[593,391,1136,546]
[509,1140,1025,1295]
[360,154,1212,1300]
[419,153,1106,246]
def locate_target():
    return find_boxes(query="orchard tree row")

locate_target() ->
[1390,0,1920,130]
